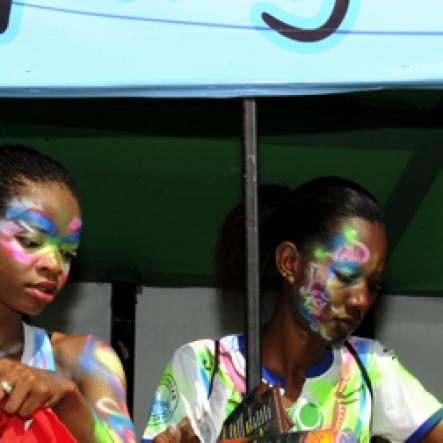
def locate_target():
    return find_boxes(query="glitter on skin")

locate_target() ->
[298,226,371,341]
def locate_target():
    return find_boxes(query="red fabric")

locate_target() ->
[0,402,77,442]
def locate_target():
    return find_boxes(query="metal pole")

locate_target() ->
[111,281,137,416]
[242,98,261,393]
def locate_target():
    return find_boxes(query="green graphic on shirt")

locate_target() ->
[299,402,322,427]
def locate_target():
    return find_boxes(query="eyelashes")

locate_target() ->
[60,249,78,260]
[14,233,78,261]
[332,269,357,285]
[332,269,382,294]
[15,234,43,249]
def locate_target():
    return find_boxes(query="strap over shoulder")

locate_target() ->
[208,339,220,399]
[344,340,373,400]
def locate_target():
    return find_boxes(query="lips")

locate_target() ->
[26,281,58,303]
[335,317,360,333]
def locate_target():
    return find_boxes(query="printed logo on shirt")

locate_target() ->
[295,399,324,430]
[149,373,179,425]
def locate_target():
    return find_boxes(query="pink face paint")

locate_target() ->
[69,217,82,232]
[334,242,369,264]
[0,220,38,265]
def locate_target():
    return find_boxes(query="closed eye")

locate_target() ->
[60,249,78,260]
[15,235,42,249]
[333,270,357,285]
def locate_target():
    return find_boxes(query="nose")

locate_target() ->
[36,248,64,278]
[347,280,375,316]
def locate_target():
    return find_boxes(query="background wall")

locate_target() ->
[34,283,443,438]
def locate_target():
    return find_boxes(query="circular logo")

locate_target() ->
[149,373,179,425]
[295,399,323,430]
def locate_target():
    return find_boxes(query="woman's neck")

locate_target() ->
[262,297,326,389]
[0,309,24,357]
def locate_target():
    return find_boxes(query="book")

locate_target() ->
[218,432,307,443]
[218,384,293,441]
[219,430,335,443]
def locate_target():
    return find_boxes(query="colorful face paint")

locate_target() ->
[0,198,81,284]
[297,219,384,343]
[0,183,81,316]
[78,336,136,443]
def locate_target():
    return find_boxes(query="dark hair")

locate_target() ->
[215,177,384,292]
[0,144,78,216]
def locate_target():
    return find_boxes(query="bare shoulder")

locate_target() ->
[50,332,126,382]
[50,332,100,370]
[51,331,93,357]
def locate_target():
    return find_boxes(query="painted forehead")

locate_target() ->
[4,197,82,241]
[312,225,370,264]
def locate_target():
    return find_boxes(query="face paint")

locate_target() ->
[0,198,81,282]
[299,262,332,340]
[297,221,381,343]
[0,182,81,316]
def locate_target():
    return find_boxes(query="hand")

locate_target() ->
[0,357,76,418]
[154,417,200,443]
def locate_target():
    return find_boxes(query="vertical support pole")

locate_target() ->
[242,98,261,393]
[111,281,137,416]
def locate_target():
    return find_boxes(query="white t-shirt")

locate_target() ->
[143,335,443,443]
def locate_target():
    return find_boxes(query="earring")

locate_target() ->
[281,271,287,278]
[287,275,295,284]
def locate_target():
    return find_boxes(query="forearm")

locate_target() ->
[52,382,98,443]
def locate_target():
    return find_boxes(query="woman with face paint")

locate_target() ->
[143,177,443,443]
[0,144,135,442]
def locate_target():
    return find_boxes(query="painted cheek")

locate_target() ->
[60,254,71,279]
[305,265,330,315]
[325,276,343,306]
[310,282,328,315]
[60,268,70,286]
[0,238,38,266]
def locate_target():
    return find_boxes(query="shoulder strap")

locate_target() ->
[344,340,373,400]
[208,339,220,399]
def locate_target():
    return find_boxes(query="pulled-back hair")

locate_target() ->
[215,177,384,292]
[0,144,78,216]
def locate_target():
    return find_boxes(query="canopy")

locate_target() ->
[3,0,443,405]
[1,0,443,97]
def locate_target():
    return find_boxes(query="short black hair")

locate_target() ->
[215,177,385,292]
[0,144,78,216]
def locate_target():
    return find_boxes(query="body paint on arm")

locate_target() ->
[78,336,136,443]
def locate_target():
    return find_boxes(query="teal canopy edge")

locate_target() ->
[1,82,443,98]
